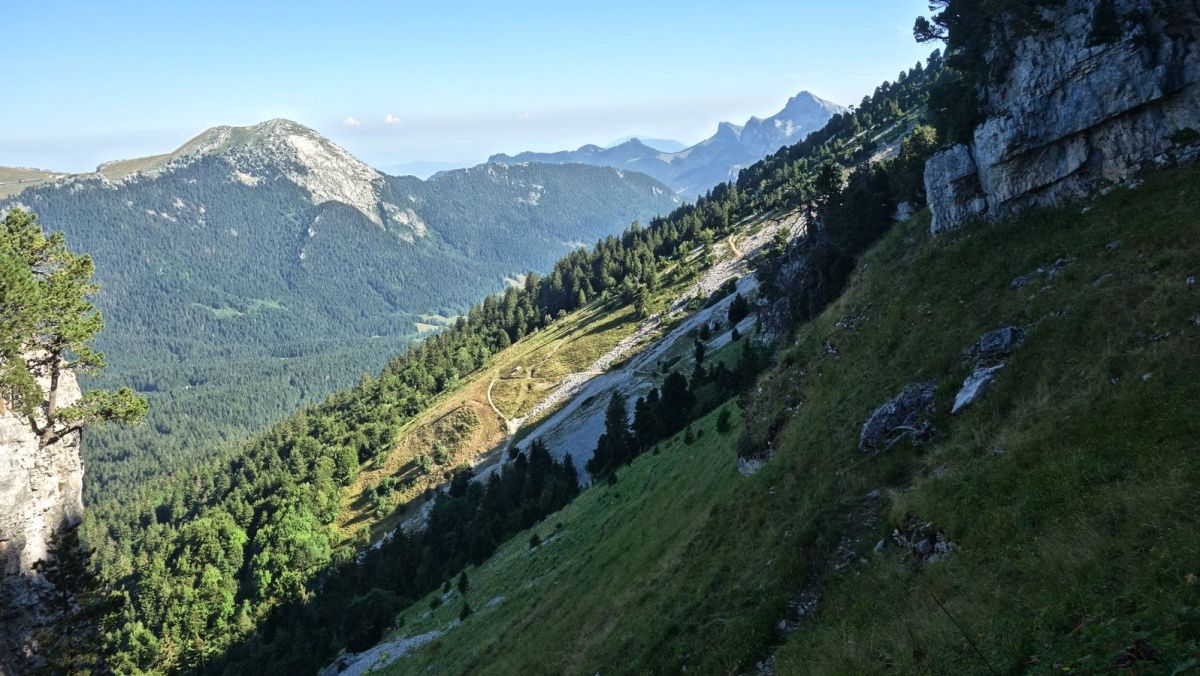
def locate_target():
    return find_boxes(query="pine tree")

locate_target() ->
[728,292,750,326]
[0,208,146,447]
[586,392,633,478]
[717,409,732,435]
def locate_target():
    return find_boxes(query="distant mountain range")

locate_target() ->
[0,118,680,487]
[490,91,846,197]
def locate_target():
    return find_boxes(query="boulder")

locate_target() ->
[952,363,1005,414]
[858,382,937,452]
[973,326,1025,363]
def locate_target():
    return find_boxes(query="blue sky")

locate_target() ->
[1,1,934,173]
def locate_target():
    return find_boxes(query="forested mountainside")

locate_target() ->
[31,0,1196,671]
[56,55,940,675]
[0,122,679,501]
[490,91,847,197]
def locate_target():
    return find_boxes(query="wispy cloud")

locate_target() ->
[384,114,401,125]
[343,116,362,127]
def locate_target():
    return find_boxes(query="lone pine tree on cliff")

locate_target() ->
[0,208,146,447]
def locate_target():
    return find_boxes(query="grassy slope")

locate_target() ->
[372,166,1200,674]
[0,166,62,198]
[335,258,699,543]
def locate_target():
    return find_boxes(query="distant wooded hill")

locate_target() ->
[0,119,679,493]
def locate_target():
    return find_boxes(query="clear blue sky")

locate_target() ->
[1,0,934,173]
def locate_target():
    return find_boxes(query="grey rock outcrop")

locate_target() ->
[970,325,1025,363]
[890,518,955,564]
[926,0,1200,234]
[952,325,1028,414]
[0,369,83,674]
[952,364,1005,414]
[858,382,937,452]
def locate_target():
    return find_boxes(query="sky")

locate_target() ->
[0,0,934,175]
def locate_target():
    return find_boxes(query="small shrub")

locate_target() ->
[717,409,732,435]
[1171,127,1200,147]
[432,442,450,466]
[529,533,542,549]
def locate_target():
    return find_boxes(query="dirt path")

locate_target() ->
[486,371,520,435]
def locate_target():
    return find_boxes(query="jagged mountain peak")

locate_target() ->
[483,89,844,197]
[738,91,847,155]
[781,90,839,111]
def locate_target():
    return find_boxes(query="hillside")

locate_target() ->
[69,59,935,675]
[55,3,1200,670]
[0,120,679,499]
[355,165,1200,675]
[317,3,1200,672]
[490,91,847,197]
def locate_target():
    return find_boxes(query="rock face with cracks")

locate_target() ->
[925,0,1200,233]
[0,367,83,674]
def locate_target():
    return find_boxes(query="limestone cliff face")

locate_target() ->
[925,0,1200,233]
[0,369,83,674]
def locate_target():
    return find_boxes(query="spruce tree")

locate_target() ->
[728,292,750,326]
[586,392,632,478]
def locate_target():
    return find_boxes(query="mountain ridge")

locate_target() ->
[489,90,847,196]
